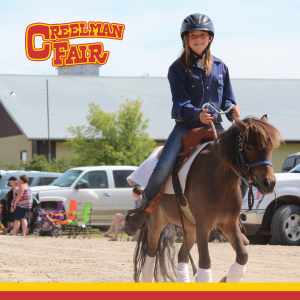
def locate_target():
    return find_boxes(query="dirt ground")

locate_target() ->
[0,235,299,283]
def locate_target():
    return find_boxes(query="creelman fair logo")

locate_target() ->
[25,21,125,67]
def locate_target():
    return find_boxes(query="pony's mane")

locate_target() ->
[218,117,282,169]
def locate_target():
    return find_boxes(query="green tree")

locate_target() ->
[2,163,23,171]
[25,155,76,173]
[50,157,76,173]
[25,154,54,172]
[64,98,156,166]
[3,155,75,173]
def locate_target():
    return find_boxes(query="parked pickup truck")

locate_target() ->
[281,152,300,172]
[34,166,138,228]
[241,164,300,245]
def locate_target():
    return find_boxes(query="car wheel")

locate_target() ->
[33,224,42,236]
[247,235,271,245]
[271,205,300,245]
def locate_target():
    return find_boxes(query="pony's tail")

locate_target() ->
[133,223,177,282]
[133,227,148,282]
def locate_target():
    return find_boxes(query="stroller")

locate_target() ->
[32,206,63,237]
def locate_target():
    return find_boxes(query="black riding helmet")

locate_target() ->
[180,13,214,60]
[180,13,214,40]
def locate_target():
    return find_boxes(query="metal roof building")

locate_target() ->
[0,75,299,142]
[0,74,299,171]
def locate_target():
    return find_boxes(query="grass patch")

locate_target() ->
[60,226,134,240]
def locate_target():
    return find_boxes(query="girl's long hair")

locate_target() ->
[179,32,213,76]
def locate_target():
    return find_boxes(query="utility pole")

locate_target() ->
[46,79,51,161]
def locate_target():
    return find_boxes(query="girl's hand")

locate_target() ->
[200,109,214,124]
[232,105,241,118]
[10,207,14,213]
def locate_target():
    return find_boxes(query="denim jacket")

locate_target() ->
[168,56,236,123]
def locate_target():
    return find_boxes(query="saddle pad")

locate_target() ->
[127,142,211,194]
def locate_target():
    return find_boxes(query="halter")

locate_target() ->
[201,102,273,210]
[234,131,273,210]
[236,131,273,172]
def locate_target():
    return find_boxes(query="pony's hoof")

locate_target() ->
[219,276,227,282]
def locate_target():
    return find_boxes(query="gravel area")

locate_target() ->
[0,235,299,282]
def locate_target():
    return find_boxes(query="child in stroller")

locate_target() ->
[32,208,62,237]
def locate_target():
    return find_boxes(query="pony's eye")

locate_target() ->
[245,146,252,152]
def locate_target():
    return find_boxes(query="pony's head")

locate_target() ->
[219,115,282,195]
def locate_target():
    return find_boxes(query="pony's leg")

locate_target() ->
[143,255,156,282]
[195,224,212,282]
[143,208,169,282]
[177,226,196,282]
[221,223,248,282]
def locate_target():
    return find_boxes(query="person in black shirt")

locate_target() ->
[2,176,17,235]
[0,199,8,229]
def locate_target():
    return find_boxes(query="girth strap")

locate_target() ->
[172,159,197,276]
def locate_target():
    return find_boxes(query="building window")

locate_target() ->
[35,140,56,159]
[21,151,27,163]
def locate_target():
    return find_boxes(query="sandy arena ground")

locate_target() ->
[0,235,299,282]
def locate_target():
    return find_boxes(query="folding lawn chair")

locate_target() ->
[72,203,92,239]
[48,200,77,238]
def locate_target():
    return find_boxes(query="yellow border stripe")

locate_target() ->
[0,283,300,291]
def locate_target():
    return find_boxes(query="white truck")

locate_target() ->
[33,166,138,228]
[241,168,300,246]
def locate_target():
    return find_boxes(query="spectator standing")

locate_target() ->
[10,175,32,236]
[2,176,17,235]
[0,199,8,230]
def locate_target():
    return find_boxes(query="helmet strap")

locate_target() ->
[190,43,211,63]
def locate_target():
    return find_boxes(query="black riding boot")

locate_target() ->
[124,192,150,236]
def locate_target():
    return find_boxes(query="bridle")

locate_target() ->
[234,131,273,210]
[200,102,274,210]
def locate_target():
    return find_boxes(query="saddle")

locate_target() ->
[146,124,222,214]
[157,124,222,160]
[124,124,222,235]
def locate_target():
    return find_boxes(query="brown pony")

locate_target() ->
[133,115,282,282]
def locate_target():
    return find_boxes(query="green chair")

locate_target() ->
[73,203,92,239]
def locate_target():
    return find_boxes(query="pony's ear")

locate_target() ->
[261,114,268,122]
[234,116,248,133]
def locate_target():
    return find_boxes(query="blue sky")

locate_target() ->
[0,0,299,78]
